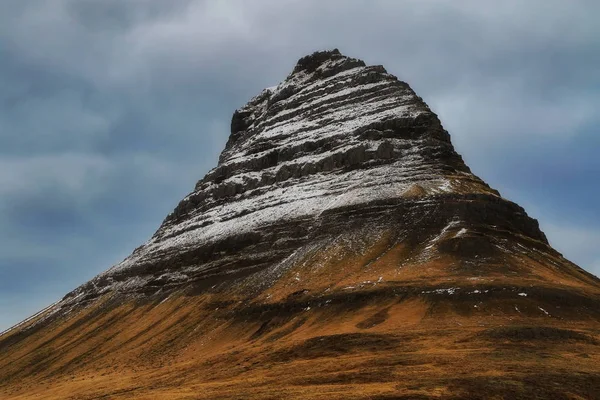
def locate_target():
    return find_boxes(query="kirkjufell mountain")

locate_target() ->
[2,50,599,399]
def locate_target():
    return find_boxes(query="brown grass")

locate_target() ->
[2,240,600,399]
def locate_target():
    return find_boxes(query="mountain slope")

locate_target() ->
[1,49,599,400]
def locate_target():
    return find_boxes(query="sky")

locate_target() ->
[1,0,599,332]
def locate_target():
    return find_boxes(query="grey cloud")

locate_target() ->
[543,223,600,275]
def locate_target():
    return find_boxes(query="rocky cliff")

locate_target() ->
[1,50,599,400]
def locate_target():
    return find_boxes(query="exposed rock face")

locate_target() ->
[62,49,545,304]
[2,50,599,400]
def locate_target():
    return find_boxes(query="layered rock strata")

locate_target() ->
[2,50,599,400]
[60,49,552,307]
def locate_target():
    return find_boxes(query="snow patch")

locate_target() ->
[538,307,550,316]
[422,287,460,295]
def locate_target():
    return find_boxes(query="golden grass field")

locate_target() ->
[2,235,599,399]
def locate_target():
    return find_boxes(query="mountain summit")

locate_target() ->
[2,50,599,400]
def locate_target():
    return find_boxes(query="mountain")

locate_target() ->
[1,49,599,400]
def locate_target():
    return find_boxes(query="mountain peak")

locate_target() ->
[291,48,366,75]
[225,49,428,165]
[2,50,600,400]
[63,48,545,300]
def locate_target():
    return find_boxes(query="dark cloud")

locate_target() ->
[1,0,599,330]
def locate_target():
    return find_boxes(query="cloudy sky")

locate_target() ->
[1,0,598,331]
